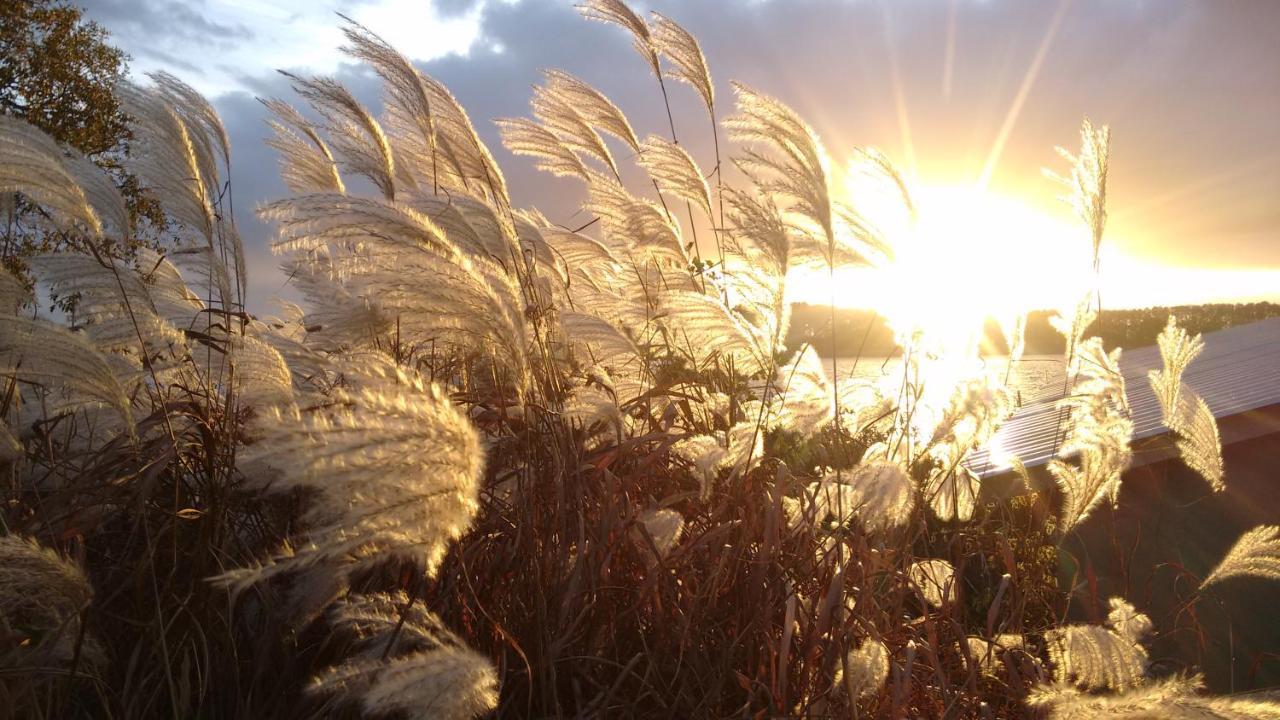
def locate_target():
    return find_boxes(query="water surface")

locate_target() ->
[826,354,1067,405]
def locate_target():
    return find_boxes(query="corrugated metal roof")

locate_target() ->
[966,317,1280,478]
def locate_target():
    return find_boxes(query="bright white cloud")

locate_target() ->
[92,0,489,97]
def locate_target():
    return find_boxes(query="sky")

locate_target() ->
[76,0,1280,313]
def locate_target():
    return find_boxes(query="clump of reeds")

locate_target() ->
[2,2,1280,718]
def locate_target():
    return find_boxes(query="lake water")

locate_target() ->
[826,354,1067,405]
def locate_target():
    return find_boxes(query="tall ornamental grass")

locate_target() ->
[2,2,1278,717]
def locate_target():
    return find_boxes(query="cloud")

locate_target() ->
[75,0,1280,310]
[78,0,487,96]
[435,0,485,20]
[81,0,253,43]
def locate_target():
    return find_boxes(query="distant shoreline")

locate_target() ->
[789,301,1280,357]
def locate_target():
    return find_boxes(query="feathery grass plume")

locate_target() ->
[1045,614,1149,690]
[311,646,498,720]
[1148,317,1225,491]
[925,468,981,523]
[514,207,565,267]
[1046,119,1111,264]
[32,253,189,356]
[0,535,99,668]
[1149,316,1203,423]
[923,376,1012,521]
[718,188,798,379]
[495,117,589,180]
[407,195,507,260]
[576,0,660,78]
[585,170,689,266]
[563,278,654,353]
[650,12,714,115]
[848,461,915,532]
[350,244,529,384]
[281,72,398,200]
[634,507,684,561]
[673,428,760,500]
[254,304,337,384]
[167,244,237,311]
[60,148,131,240]
[215,364,485,597]
[118,81,216,243]
[278,252,393,350]
[725,83,836,248]
[0,314,134,428]
[561,311,641,364]
[262,98,346,194]
[1048,337,1133,534]
[0,115,105,236]
[227,334,294,409]
[637,135,713,218]
[770,346,836,434]
[339,18,508,203]
[965,635,1026,677]
[1174,394,1224,491]
[124,76,248,301]
[1003,312,1028,364]
[1028,674,1280,719]
[1107,598,1153,646]
[811,461,914,534]
[325,591,454,659]
[264,193,454,256]
[1201,525,1280,590]
[727,87,899,269]
[843,637,889,701]
[149,71,231,172]
[1060,338,1129,441]
[540,225,621,276]
[670,436,725,489]
[1050,295,1098,367]
[659,289,769,376]
[531,85,619,177]
[221,215,249,302]
[564,384,623,440]
[306,592,499,720]
[262,194,530,384]
[542,70,640,151]
[837,146,912,263]
[147,249,222,332]
[909,559,957,607]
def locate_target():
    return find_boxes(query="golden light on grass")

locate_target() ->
[1,1,1270,716]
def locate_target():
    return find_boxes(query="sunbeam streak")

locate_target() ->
[978,0,1073,190]
[942,0,959,98]
[880,1,918,180]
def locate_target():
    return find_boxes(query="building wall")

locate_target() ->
[1064,431,1280,692]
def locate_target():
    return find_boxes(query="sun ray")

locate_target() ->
[977,0,1073,190]
[879,1,918,180]
[942,0,959,99]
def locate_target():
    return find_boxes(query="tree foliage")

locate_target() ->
[0,0,127,155]
[0,0,164,278]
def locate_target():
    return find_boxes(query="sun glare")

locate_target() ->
[791,180,1089,355]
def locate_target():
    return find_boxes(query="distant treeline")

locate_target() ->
[787,301,1280,357]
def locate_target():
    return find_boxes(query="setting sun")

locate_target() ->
[791,180,1088,353]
